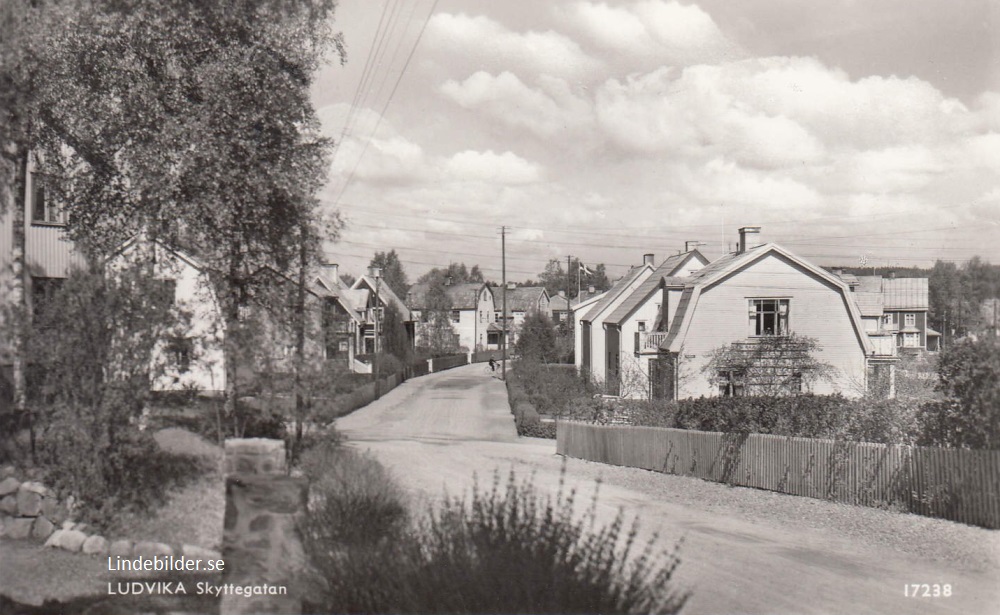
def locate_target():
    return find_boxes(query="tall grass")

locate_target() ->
[300,449,688,614]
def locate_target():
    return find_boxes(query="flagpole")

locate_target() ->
[577,262,581,299]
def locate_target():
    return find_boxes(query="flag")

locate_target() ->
[579,263,594,275]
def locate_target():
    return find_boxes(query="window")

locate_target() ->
[451,310,461,324]
[31,277,64,321]
[904,313,916,327]
[882,314,893,327]
[166,337,193,373]
[30,174,64,225]
[749,299,789,336]
[637,321,646,332]
[153,279,177,308]
[903,332,920,348]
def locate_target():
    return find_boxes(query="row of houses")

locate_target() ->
[573,227,936,400]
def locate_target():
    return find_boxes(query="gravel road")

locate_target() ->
[337,363,1000,615]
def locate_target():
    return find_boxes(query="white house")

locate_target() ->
[651,227,875,400]
[599,250,710,397]
[574,256,657,386]
[407,281,495,351]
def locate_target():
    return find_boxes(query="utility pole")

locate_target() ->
[565,255,572,328]
[499,226,508,381]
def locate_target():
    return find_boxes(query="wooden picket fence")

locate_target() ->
[557,421,1000,529]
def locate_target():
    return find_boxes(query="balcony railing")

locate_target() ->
[869,334,897,357]
[639,331,669,351]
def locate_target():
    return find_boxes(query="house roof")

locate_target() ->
[498,286,548,315]
[550,294,571,311]
[882,278,928,310]
[353,275,412,320]
[658,243,871,355]
[581,265,651,323]
[406,282,488,311]
[571,291,605,314]
[853,291,884,317]
[604,251,708,326]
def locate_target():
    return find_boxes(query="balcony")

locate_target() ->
[638,331,669,352]
[868,333,897,357]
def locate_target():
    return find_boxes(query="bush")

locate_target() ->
[36,419,204,527]
[918,337,1000,449]
[304,468,689,614]
[509,361,595,419]
[506,370,557,438]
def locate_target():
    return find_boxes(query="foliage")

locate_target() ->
[417,262,485,285]
[13,267,204,523]
[703,334,835,397]
[381,302,412,362]
[514,311,561,363]
[16,0,344,419]
[420,281,460,355]
[509,361,595,419]
[537,257,611,299]
[917,337,1000,449]
[303,466,688,615]
[369,250,409,299]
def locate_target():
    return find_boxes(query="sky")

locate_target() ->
[311,0,1000,283]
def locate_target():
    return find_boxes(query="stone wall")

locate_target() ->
[221,438,308,615]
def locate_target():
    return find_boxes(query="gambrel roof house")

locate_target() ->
[843,274,938,352]
[652,228,875,400]
[499,285,550,317]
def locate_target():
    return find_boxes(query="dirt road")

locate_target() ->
[337,364,1000,615]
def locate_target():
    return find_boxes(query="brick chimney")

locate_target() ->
[737,226,762,253]
[643,253,654,266]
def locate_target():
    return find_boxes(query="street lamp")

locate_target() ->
[368,266,382,398]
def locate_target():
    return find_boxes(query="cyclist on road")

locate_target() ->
[488,356,497,372]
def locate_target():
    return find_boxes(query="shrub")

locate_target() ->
[918,337,1000,449]
[304,468,689,615]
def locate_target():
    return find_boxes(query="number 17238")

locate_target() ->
[904,584,951,598]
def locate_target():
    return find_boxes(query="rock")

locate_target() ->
[109,539,133,557]
[181,544,222,561]
[16,487,42,517]
[0,477,20,497]
[134,540,173,558]
[0,465,15,479]
[31,516,55,540]
[72,522,90,533]
[6,518,34,540]
[44,529,65,548]
[54,529,88,552]
[82,535,109,556]
[62,520,76,530]
[0,495,16,515]
[43,498,68,525]
[0,516,6,537]
[20,481,48,496]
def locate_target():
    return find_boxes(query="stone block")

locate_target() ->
[224,438,286,476]
[31,516,54,540]
[110,539,133,557]
[7,518,34,540]
[82,535,109,556]
[0,495,16,515]
[55,529,88,552]
[62,520,76,530]
[72,522,90,533]
[134,540,173,558]
[16,487,42,517]
[42,497,68,525]
[0,515,6,537]
[0,477,20,497]
[0,465,15,479]
[44,529,65,548]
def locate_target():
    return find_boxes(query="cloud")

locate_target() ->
[561,0,743,69]
[425,13,598,81]
[444,150,543,184]
[440,71,593,138]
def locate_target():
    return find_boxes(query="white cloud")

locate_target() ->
[440,71,593,138]
[444,150,543,184]
[426,13,598,81]
[561,0,742,69]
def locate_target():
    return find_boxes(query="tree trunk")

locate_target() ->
[10,145,28,413]
[293,226,307,456]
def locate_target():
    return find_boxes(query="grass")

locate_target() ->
[299,445,689,615]
[106,428,224,549]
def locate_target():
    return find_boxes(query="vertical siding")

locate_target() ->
[680,253,866,398]
[24,225,83,278]
[588,269,654,386]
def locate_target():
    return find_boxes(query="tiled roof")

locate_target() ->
[406,282,485,310]
[581,266,648,322]
[604,253,703,326]
[550,294,571,311]
[354,275,412,320]
[498,286,547,315]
